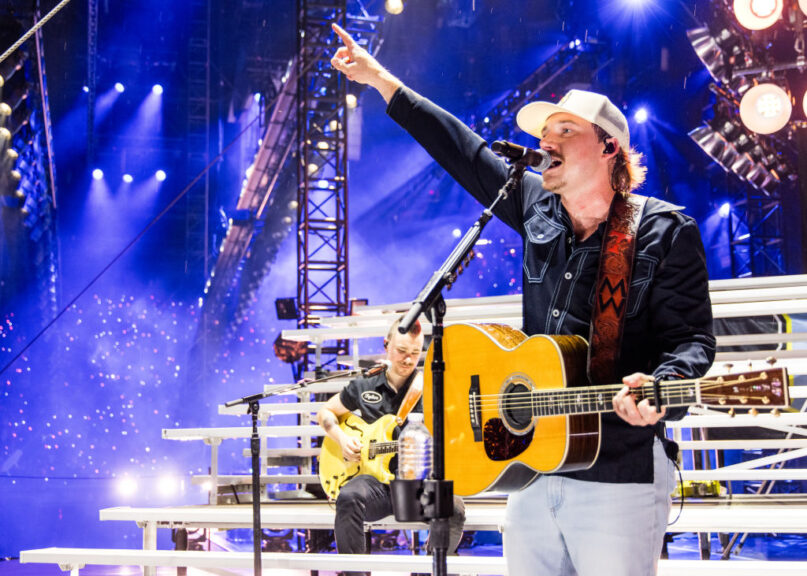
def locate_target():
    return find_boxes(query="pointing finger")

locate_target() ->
[332,23,356,49]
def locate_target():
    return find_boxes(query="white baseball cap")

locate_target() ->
[516,89,630,150]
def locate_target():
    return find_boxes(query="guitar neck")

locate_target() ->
[531,380,695,417]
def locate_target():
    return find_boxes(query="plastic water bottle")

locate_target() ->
[398,412,432,480]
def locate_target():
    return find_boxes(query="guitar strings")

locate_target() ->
[464,374,784,411]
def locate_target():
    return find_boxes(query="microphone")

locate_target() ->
[490,140,552,170]
[363,359,391,377]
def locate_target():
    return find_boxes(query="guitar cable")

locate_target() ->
[667,458,685,526]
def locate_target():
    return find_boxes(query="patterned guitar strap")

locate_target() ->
[587,193,648,386]
[395,370,424,426]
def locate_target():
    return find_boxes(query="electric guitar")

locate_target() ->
[422,323,790,497]
[318,413,400,501]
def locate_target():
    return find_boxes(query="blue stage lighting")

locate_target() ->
[152,84,163,95]
[719,202,731,218]
[122,173,133,183]
[253,93,261,103]
[115,82,125,93]
[634,107,649,124]
[83,86,89,93]
[155,170,167,181]
[92,168,104,180]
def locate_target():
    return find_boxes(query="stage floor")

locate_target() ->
[4,535,807,575]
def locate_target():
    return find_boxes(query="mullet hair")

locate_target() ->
[593,124,647,196]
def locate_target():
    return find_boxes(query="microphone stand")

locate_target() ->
[394,161,528,576]
[224,366,370,576]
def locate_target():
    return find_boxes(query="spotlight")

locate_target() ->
[122,173,134,183]
[92,168,104,180]
[633,107,649,124]
[686,27,739,84]
[152,84,163,95]
[733,0,783,30]
[253,93,261,103]
[385,0,404,15]
[739,83,791,134]
[719,202,731,218]
[116,477,138,497]
[155,169,166,181]
[114,82,125,93]
[346,94,358,109]
[83,85,89,93]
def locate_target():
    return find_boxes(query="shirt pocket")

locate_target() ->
[626,254,658,318]
[523,211,564,284]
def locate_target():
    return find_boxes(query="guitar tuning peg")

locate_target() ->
[765,356,777,366]
[728,408,736,417]
[457,263,464,274]
[723,363,734,373]
[749,408,758,416]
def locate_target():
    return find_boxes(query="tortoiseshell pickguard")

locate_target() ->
[483,418,533,461]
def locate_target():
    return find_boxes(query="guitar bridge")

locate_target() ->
[470,374,482,442]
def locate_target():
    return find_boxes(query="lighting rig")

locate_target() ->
[687,0,807,276]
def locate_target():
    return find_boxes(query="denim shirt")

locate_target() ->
[387,86,716,484]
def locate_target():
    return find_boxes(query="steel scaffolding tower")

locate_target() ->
[296,0,349,369]
[728,187,787,277]
[185,0,212,288]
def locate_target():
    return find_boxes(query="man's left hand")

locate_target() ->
[613,372,666,426]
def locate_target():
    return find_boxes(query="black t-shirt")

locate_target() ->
[339,371,423,424]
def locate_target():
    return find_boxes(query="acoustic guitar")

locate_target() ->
[422,323,790,497]
[318,412,400,501]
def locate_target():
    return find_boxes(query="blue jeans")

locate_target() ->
[504,438,675,576]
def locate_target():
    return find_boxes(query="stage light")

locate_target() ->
[385,0,404,15]
[114,82,125,93]
[719,202,731,218]
[734,0,783,30]
[633,107,648,123]
[92,168,104,180]
[157,475,179,497]
[152,84,163,95]
[346,93,358,109]
[253,92,261,103]
[122,173,133,183]
[116,477,138,497]
[739,83,791,134]
[83,85,89,93]
[686,27,731,83]
[155,169,166,181]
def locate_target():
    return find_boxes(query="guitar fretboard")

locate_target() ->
[530,381,696,416]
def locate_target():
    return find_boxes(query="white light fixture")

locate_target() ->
[739,83,792,134]
[385,0,404,15]
[733,0,783,30]
[345,94,358,109]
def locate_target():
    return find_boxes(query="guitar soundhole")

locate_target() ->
[500,380,533,435]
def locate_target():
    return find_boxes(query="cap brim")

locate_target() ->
[516,101,575,139]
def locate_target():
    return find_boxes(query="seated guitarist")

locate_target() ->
[329,23,716,576]
[317,317,466,576]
